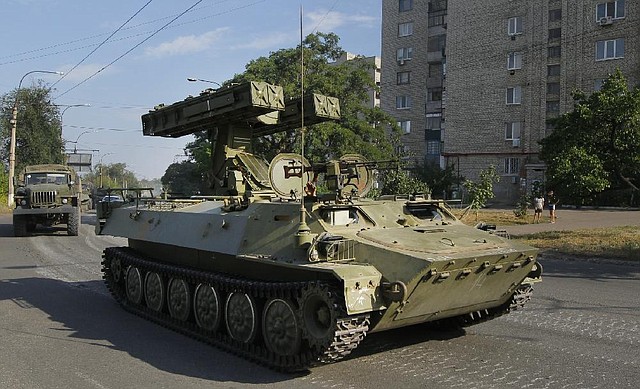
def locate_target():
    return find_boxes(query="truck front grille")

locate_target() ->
[31,191,57,206]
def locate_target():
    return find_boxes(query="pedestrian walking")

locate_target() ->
[547,190,559,223]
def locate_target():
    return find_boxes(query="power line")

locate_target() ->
[51,0,154,88]
[0,0,234,62]
[55,0,205,99]
[0,0,264,67]
[311,0,341,34]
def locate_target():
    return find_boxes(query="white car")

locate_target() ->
[101,195,124,203]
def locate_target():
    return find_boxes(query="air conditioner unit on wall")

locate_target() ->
[598,16,614,26]
[398,59,405,66]
[512,138,521,147]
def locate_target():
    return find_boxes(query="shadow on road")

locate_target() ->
[0,277,293,384]
[0,274,472,382]
[0,212,96,237]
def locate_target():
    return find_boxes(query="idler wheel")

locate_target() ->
[193,283,221,332]
[262,298,301,356]
[125,266,143,305]
[168,278,191,321]
[144,272,165,312]
[298,284,338,349]
[225,292,258,343]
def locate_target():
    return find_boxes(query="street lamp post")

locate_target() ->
[58,103,90,153]
[187,77,222,88]
[98,153,114,188]
[8,70,64,207]
[68,130,98,153]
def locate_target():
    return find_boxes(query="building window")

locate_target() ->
[428,12,446,27]
[426,140,441,155]
[506,86,522,105]
[508,52,523,70]
[548,64,561,76]
[429,0,447,12]
[504,158,520,175]
[396,96,412,109]
[594,79,605,91]
[596,0,625,20]
[428,62,444,78]
[426,115,442,129]
[398,120,411,134]
[505,122,521,141]
[396,47,414,61]
[399,0,413,12]
[596,38,624,60]
[549,9,562,22]
[427,87,443,102]
[548,28,561,42]
[548,46,561,58]
[427,35,446,52]
[547,82,561,95]
[398,22,414,37]
[546,101,560,113]
[508,16,523,35]
[397,71,411,85]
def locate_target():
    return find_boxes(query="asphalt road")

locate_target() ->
[0,213,638,388]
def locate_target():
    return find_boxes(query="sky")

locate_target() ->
[0,0,381,180]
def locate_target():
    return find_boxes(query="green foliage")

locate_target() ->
[513,192,531,218]
[462,165,500,220]
[377,168,430,196]
[183,131,213,192]
[548,146,610,205]
[414,160,462,198]
[1,81,64,170]
[0,168,7,203]
[83,163,139,189]
[161,161,205,196]
[540,69,640,205]
[228,32,399,163]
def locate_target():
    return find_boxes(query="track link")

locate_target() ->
[102,247,369,372]
[453,283,535,327]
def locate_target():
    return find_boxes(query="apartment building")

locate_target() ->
[381,0,639,202]
[381,0,448,167]
[332,52,382,109]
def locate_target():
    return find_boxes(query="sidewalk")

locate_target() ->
[496,208,640,236]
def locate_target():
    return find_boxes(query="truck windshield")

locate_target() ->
[25,173,68,185]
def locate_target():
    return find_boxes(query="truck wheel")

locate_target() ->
[67,208,80,236]
[13,215,28,237]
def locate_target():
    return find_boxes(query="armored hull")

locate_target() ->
[100,195,540,371]
[97,81,541,371]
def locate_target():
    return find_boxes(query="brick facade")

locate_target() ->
[381,0,639,203]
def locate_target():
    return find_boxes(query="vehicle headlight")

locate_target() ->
[62,198,68,204]
[20,199,27,206]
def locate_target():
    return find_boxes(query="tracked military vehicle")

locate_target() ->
[97,82,541,371]
[13,164,82,236]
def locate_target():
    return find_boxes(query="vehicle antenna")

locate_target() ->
[296,4,312,247]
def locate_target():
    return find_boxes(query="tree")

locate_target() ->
[540,69,640,205]
[377,168,430,196]
[83,163,139,189]
[414,160,461,199]
[228,32,400,163]
[161,160,204,196]
[461,165,500,221]
[1,81,64,171]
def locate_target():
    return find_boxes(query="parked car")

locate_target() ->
[100,195,124,203]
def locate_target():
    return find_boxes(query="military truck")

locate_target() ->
[13,164,82,236]
[97,82,542,371]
